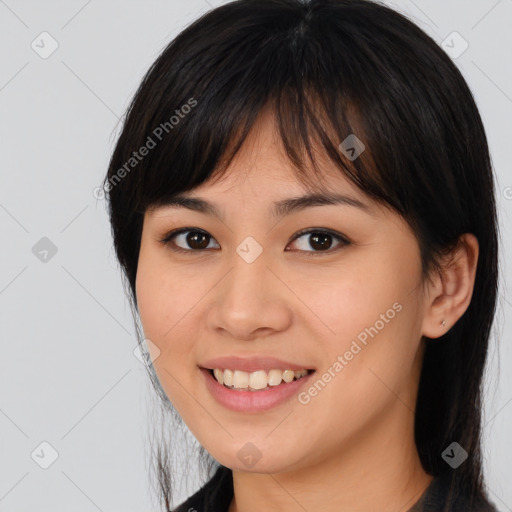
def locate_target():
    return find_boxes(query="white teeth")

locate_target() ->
[233,370,249,389]
[212,368,309,391]
[223,369,233,387]
[249,370,268,390]
[282,369,294,383]
[268,369,284,386]
[213,368,223,385]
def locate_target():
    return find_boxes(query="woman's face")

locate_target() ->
[136,112,431,474]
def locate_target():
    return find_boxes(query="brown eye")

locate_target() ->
[287,229,350,254]
[160,228,220,252]
[184,231,211,249]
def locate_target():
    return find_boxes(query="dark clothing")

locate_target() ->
[174,466,232,512]
[173,465,499,512]
[407,472,499,512]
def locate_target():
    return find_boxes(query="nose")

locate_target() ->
[206,242,293,341]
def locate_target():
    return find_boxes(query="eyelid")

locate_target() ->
[158,227,351,255]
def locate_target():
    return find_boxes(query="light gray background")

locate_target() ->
[1,0,511,510]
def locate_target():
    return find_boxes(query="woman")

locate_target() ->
[103,0,500,510]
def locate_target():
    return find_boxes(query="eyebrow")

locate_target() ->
[153,192,373,221]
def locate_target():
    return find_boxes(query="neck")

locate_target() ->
[228,405,433,512]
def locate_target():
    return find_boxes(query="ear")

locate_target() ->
[421,233,479,339]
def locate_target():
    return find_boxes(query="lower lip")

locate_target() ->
[201,368,315,413]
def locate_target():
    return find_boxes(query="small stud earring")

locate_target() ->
[441,319,446,327]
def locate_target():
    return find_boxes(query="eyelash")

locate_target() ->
[158,227,351,256]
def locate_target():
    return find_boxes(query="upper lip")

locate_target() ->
[200,356,315,373]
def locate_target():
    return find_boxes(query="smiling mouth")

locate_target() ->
[208,368,315,391]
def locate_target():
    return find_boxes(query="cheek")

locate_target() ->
[136,267,168,339]
[300,246,423,397]
[135,256,196,360]
[298,254,416,344]
[136,262,200,411]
